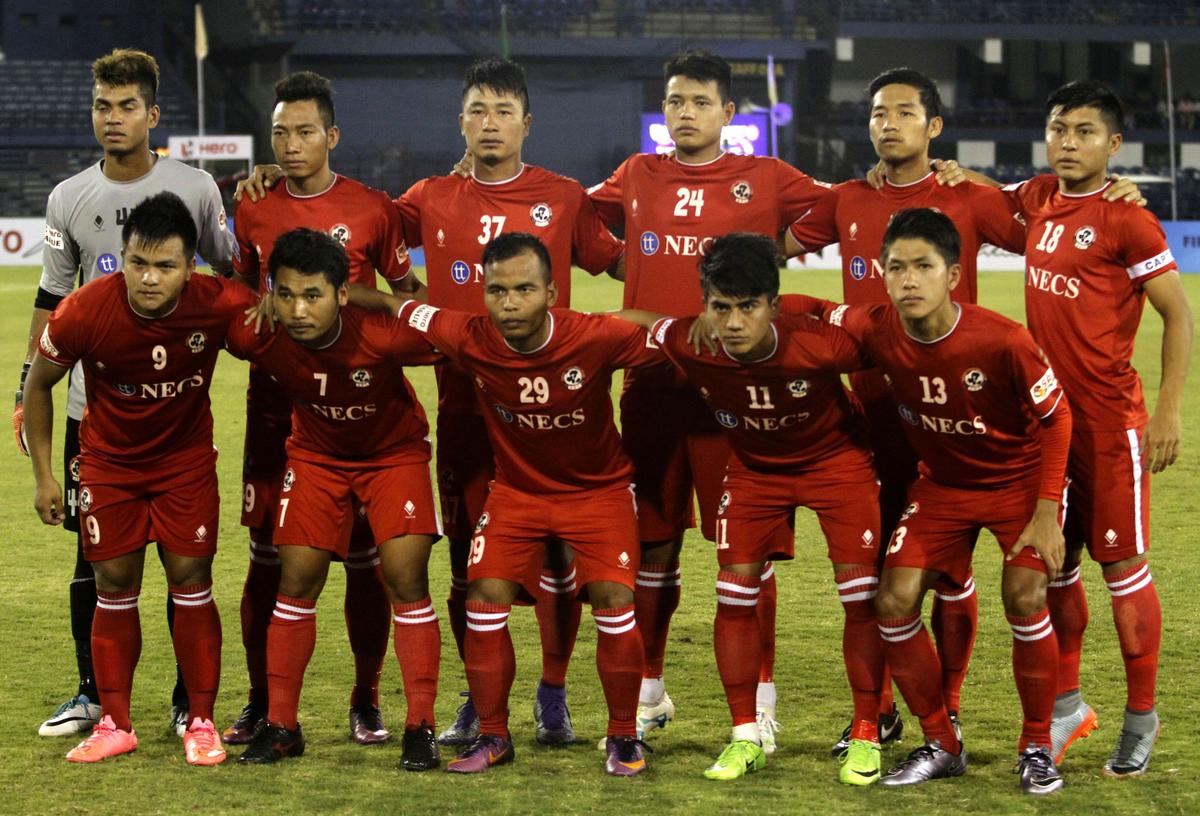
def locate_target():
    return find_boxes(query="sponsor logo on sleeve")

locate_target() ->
[1030,367,1058,404]
[1127,249,1174,280]
[653,318,675,346]
[44,225,64,250]
[407,304,439,332]
[39,326,60,358]
[829,304,850,327]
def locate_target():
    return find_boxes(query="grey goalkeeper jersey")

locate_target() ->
[39,155,235,419]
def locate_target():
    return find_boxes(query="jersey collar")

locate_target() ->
[472,164,526,186]
[503,311,555,354]
[285,173,339,199]
[721,323,779,363]
[884,171,934,189]
[902,303,962,345]
[1059,179,1113,198]
[673,151,727,168]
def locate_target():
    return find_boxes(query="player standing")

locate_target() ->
[385,233,651,776]
[229,229,444,769]
[794,209,1073,794]
[1005,80,1193,776]
[615,234,886,784]
[24,192,255,765]
[587,50,832,746]
[15,48,233,739]
[224,71,420,749]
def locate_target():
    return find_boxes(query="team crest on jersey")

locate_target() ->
[282,468,295,492]
[187,331,207,353]
[715,409,738,428]
[962,368,986,392]
[897,404,919,426]
[79,487,92,513]
[561,366,585,390]
[786,378,810,398]
[329,224,351,246]
[848,222,859,241]
[717,491,731,515]
[900,502,919,521]
[351,368,372,388]
[730,180,753,204]
[1074,225,1096,251]
[475,512,490,533]
[529,202,553,228]
[116,383,136,396]
[69,456,81,481]
[494,404,515,423]
[436,229,446,247]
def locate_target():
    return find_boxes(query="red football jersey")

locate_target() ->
[226,306,440,466]
[395,164,624,413]
[826,301,1066,489]
[588,152,831,313]
[39,273,257,468]
[650,314,870,471]
[1006,175,1177,431]
[233,174,412,291]
[397,303,654,494]
[787,175,1026,306]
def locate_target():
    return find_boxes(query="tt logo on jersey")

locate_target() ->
[561,367,585,390]
[639,231,714,258]
[962,368,986,392]
[329,224,351,247]
[717,491,731,515]
[529,203,553,227]
[494,404,515,423]
[450,260,475,285]
[787,379,809,398]
[730,180,753,204]
[282,468,295,492]
[715,409,738,428]
[351,369,372,388]
[1074,225,1096,250]
[79,487,92,512]
[187,332,207,353]
[897,404,919,426]
[116,383,136,396]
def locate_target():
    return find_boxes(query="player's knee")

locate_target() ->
[588,581,633,610]
[1001,572,1047,618]
[466,578,518,606]
[874,590,918,620]
[384,564,430,603]
[162,555,213,588]
[1101,553,1146,577]
[640,537,682,564]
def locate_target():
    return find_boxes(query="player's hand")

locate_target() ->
[865,160,886,190]
[34,477,65,526]
[1007,499,1064,576]
[244,296,277,334]
[687,315,719,356]
[233,164,284,202]
[931,159,966,187]
[452,149,473,178]
[1141,408,1182,473]
[1103,174,1147,207]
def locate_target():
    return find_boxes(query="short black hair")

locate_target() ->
[275,71,336,129]
[1046,79,1124,134]
[867,67,942,120]
[93,48,159,108]
[881,208,961,267]
[699,233,780,300]
[482,232,552,284]
[664,49,732,103]
[462,58,530,115]
[122,191,197,259]
[268,228,349,289]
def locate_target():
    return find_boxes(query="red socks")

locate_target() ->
[1008,609,1058,750]
[266,594,316,730]
[714,571,761,727]
[1106,562,1161,712]
[392,597,441,727]
[240,535,281,703]
[757,563,777,684]
[536,566,581,687]
[168,582,221,722]
[92,589,141,732]
[1047,564,1089,695]
[464,601,514,738]
[931,575,978,713]
[635,562,681,680]
[836,567,884,732]
[343,546,389,708]
[879,614,960,753]
[593,606,643,737]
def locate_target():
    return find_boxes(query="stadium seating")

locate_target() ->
[839,0,1200,27]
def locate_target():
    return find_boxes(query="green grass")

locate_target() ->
[0,266,1197,815]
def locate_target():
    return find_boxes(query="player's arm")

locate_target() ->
[347,283,409,315]
[233,164,285,203]
[24,353,71,525]
[610,309,666,331]
[1141,271,1194,473]
[781,183,840,259]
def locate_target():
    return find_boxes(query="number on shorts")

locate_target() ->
[715,518,729,550]
[152,344,167,370]
[85,515,101,546]
[278,497,290,527]
[888,525,907,555]
[243,483,255,513]
[469,534,486,565]
[518,376,549,404]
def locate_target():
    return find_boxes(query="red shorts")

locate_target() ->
[621,374,729,542]
[468,481,641,598]
[274,457,441,556]
[240,390,291,530]
[1063,427,1151,563]
[715,449,881,568]
[436,411,495,542]
[883,476,1053,583]
[78,449,220,563]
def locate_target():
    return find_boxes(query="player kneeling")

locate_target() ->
[226,229,444,770]
[25,192,263,766]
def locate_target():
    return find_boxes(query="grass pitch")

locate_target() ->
[0,266,1197,815]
